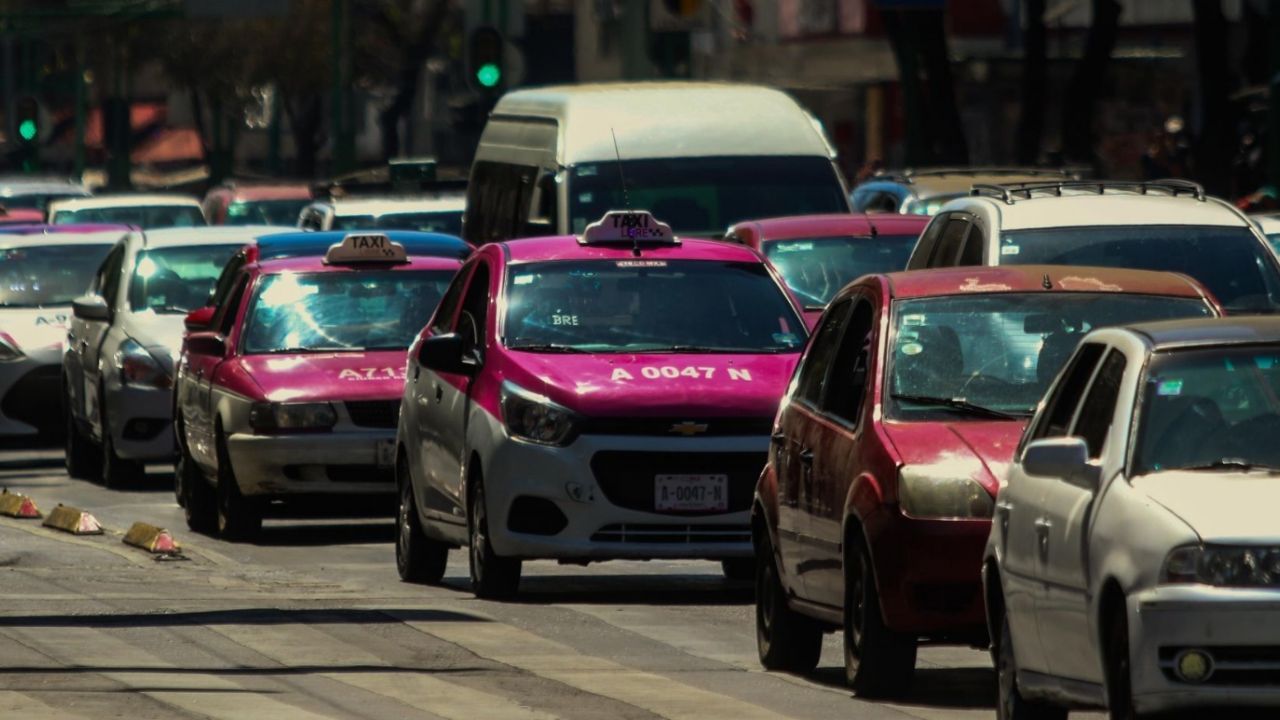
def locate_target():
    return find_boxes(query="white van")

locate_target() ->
[464,82,851,244]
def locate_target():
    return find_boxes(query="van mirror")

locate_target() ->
[1022,437,1100,492]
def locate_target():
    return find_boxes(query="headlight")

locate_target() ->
[248,402,337,433]
[1163,545,1280,587]
[500,381,578,446]
[117,338,171,388]
[898,466,994,519]
[0,333,22,362]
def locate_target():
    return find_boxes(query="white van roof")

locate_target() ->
[489,82,835,165]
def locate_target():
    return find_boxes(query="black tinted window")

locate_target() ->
[1033,343,1106,441]
[1074,350,1126,458]
[796,299,851,404]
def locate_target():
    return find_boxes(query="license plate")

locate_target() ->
[375,439,396,469]
[655,474,728,512]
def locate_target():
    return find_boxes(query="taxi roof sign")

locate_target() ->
[324,233,409,265]
[579,210,677,246]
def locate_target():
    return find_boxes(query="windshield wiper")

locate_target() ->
[1179,458,1280,473]
[890,393,1030,420]
[265,346,360,354]
[149,305,190,314]
[508,343,589,353]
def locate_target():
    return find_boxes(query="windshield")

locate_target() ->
[54,205,206,229]
[226,199,309,226]
[999,225,1280,314]
[242,270,453,354]
[2,191,87,211]
[504,260,806,353]
[333,211,463,235]
[1135,346,1280,474]
[568,156,847,235]
[888,293,1214,419]
[128,245,240,314]
[765,235,917,306]
[0,244,114,308]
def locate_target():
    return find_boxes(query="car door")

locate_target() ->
[82,244,126,440]
[185,274,249,470]
[999,341,1107,675]
[774,298,851,600]
[1039,347,1128,683]
[66,245,119,426]
[803,296,876,609]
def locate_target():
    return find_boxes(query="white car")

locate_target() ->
[48,194,206,228]
[62,226,287,486]
[297,195,464,236]
[0,176,91,211]
[0,229,126,437]
[985,316,1280,718]
[907,180,1280,316]
[1250,213,1280,256]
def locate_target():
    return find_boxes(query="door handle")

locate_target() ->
[195,368,204,380]
[799,448,814,466]
[434,383,443,403]
[1034,517,1051,557]
[770,432,786,446]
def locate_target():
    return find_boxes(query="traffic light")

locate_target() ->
[14,96,37,145]
[469,26,504,92]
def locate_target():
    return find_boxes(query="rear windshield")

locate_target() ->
[765,235,917,307]
[226,199,309,226]
[2,191,88,211]
[504,260,806,353]
[999,225,1280,314]
[54,205,206,229]
[333,211,463,236]
[242,270,454,354]
[568,156,847,236]
[128,245,241,314]
[0,244,114,307]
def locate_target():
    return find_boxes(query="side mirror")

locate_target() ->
[1022,437,1100,492]
[416,333,476,375]
[71,295,111,321]
[185,332,226,358]
[184,306,216,332]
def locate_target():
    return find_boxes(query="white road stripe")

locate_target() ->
[333,672,560,720]
[146,691,341,720]
[0,691,87,719]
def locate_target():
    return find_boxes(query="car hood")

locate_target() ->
[504,352,799,419]
[239,350,408,403]
[1133,471,1280,543]
[2,306,73,358]
[881,419,1028,497]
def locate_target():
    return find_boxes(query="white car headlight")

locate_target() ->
[898,465,994,519]
[500,381,578,446]
[117,338,171,388]
[249,402,337,433]
[1163,545,1280,587]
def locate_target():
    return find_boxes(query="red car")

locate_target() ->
[725,214,928,326]
[202,183,312,226]
[751,265,1223,697]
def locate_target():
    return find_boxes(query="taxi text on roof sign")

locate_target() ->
[324,234,409,265]
[580,210,678,246]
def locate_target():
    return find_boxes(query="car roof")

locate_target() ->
[491,81,833,164]
[0,229,129,248]
[49,194,201,211]
[0,223,133,235]
[251,230,470,261]
[501,234,765,264]
[1121,316,1280,350]
[323,195,465,214]
[882,264,1212,301]
[738,213,929,241]
[957,185,1249,231]
[139,225,294,249]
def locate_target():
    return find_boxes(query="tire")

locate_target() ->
[215,430,261,541]
[173,418,187,507]
[64,400,100,480]
[99,404,143,490]
[844,532,917,698]
[721,558,755,582]
[468,478,521,599]
[996,608,1067,720]
[755,532,823,673]
[397,462,448,584]
[1105,602,1145,720]
[179,445,216,534]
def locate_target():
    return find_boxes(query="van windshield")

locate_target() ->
[568,156,848,236]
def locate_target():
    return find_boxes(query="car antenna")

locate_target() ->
[611,127,641,257]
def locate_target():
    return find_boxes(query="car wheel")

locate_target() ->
[99,405,143,490]
[215,430,261,541]
[64,400,100,480]
[468,477,521,599]
[396,461,448,584]
[844,532,917,698]
[997,607,1066,720]
[721,558,755,582]
[1105,602,1145,720]
[755,531,822,673]
[180,446,217,534]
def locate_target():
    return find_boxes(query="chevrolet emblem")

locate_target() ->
[670,421,708,436]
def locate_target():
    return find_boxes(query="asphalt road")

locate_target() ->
[0,444,1106,720]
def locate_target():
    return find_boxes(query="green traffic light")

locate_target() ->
[17,119,36,142]
[476,63,501,88]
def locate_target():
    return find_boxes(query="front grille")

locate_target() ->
[591,523,751,544]
[579,416,773,437]
[2,365,61,433]
[1160,646,1280,686]
[589,451,764,515]
[346,400,400,429]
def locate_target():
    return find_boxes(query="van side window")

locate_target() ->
[907,214,947,270]
[525,172,559,235]
[928,216,971,267]
[957,223,985,266]
[824,299,875,425]
[466,161,538,244]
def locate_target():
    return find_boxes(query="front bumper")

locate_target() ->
[483,432,762,561]
[1130,585,1280,712]
[105,384,175,461]
[0,349,61,437]
[226,429,396,497]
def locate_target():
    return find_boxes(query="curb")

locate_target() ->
[0,490,41,519]
[123,522,182,555]
[42,504,104,535]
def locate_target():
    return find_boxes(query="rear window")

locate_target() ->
[129,244,241,314]
[0,244,114,307]
[765,234,917,307]
[54,205,206,229]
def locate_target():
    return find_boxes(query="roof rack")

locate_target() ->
[907,166,1075,179]
[970,179,1206,204]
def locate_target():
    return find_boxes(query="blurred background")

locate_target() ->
[0,0,1273,202]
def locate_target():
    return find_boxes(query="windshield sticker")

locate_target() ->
[609,366,753,382]
[577,193,594,204]
[902,314,926,326]
[576,165,598,177]
[339,367,406,381]
[1156,379,1183,396]
[901,342,923,356]
[776,242,813,253]
[1256,357,1275,370]
[616,260,668,268]
[772,332,800,346]
[1001,245,1020,256]
[513,274,534,285]
[551,314,580,326]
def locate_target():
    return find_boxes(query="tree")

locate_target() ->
[1016,0,1047,165]
[881,4,968,166]
[1192,0,1233,194]
[1061,0,1121,168]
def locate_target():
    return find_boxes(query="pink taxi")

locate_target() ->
[174,234,462,539]
[395,211,808,598]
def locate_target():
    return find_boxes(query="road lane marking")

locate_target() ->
[333,671,561,720]
[0,691,87,719]
[209,623,389,668]
[146,691,342,720]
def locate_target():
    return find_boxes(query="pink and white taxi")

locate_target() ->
[174,234,463,540]
[395,210,808,598]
